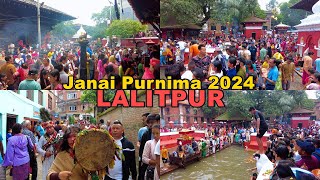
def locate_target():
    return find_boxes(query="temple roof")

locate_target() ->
[17,0,75,19]
[214,111,250,121]
[0,0,75,27]
[128,0,159,25]
[243,16,267,23]
[161,16,202,30]
[291,0,318,12]
[72,25,92,39]
[290,107,314,114]
[275,22,290,28]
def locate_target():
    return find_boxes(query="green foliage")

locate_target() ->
[276,0,309,27]
[51,21,78,40]
[81,90,97,105]
[106,20,147,38]
[40,108,51,122]
[68,115,75,125]
[92,6,117,25]
[161,0,265,27]
[90,116,96,124]
[224,91,314,117]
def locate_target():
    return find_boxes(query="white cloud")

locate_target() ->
[42,0,112,26]
[258,0,290,10]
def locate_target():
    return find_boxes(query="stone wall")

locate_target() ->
[98,94,159,163]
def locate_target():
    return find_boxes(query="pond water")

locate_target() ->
[161,145,256,180]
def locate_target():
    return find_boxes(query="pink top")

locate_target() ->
[142,139,157,166]
[97,59,105,80]
[142,67,154,80]
[52,84,63,90]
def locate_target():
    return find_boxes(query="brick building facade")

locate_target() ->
[161,100,212,127]
[57,90,93,121]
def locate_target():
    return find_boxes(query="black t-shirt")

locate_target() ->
[254,110,268,129]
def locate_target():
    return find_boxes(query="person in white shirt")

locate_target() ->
[177,40,187,62]
[181,61,196,81]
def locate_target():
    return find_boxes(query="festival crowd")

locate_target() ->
[0,39,160,90]
[0,112,161,180]
[160,117,320,179]
[162,33,320,90]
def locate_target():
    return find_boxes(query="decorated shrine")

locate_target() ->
[242,16,267,40]
[275,22,291,34]
[289,107,314,128]
[293,0,320,58]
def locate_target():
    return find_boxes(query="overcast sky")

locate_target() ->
[42,0,112,26]
[258,0,290,10]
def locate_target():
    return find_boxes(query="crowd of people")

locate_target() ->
[0,39,160,90]
[249,124,320,179]
[0,112,161,180]
[162,33,320,90]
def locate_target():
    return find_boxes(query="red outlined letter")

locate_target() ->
[111,90,129,107]
[171,90,187,107]
[207,90,225,107]
[154,90,171,107]
[188,90,205,107]
[97,90,111,107]
[130,90,145,107]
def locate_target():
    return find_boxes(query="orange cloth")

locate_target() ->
[189,44,200,58]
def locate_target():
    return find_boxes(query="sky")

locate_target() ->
[41,0,291,26]
[258,0,289,10]
[42,0,112,26]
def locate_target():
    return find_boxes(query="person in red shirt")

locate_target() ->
[295,140,319,171]
[16,63,29,82]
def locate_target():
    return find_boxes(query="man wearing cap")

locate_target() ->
[105,120,137,180]
[18,68,41,90]
[249,107,268,155]
[37,122,57,180]
[295,140,319,171]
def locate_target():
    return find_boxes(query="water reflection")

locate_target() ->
[161,146,255,180]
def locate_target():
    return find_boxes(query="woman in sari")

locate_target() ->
[47,126,88,180]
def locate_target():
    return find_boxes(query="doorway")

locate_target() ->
[252,32,256,40]
[298,123,303,129]
[7,114,17,133]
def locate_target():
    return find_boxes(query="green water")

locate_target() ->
[161,145,256,180]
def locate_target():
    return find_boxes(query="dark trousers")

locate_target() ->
[30,158,37,180]
[105,176,116,180]
[266,84,275,90]
[138,161,148,180]
[7,84,14,90]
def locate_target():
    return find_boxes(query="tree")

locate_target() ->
[106,20,147,38]
[92,6,117,25]
[51,21,78,40]
[160,0,265,27]
[276,0,309,27]
[40,108,51,122]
